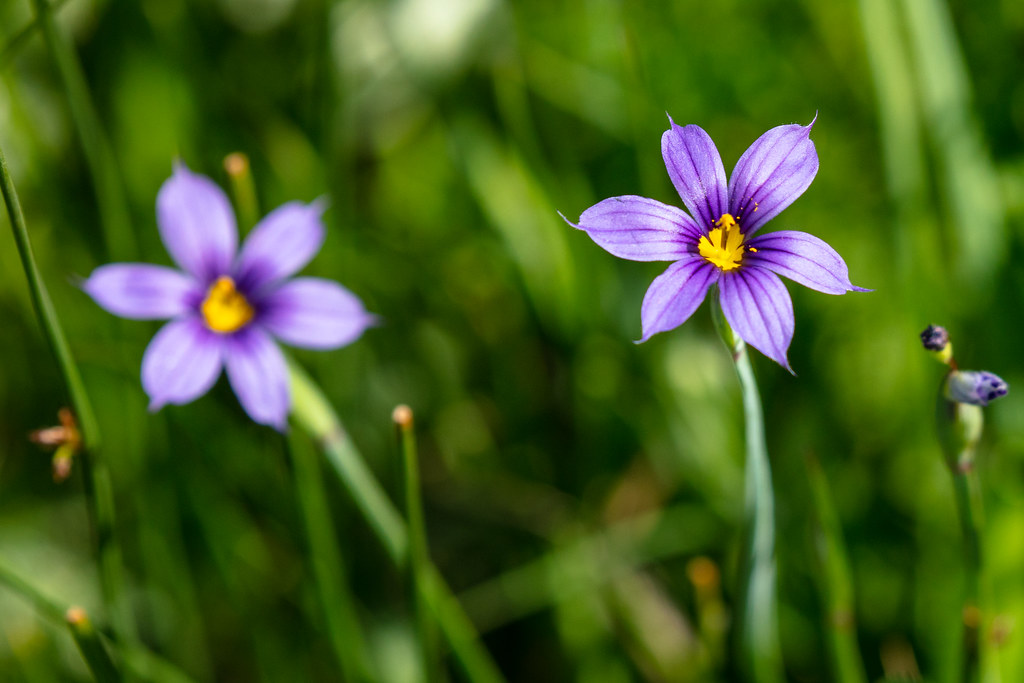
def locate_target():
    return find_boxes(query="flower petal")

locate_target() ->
[745,230,870,294]
[82,264,200,319]
[234,200,326,292]
[728,119,818,236]
[224,326,290,430]
[719,268,795,372]
[639,256,719,342]
[661,120,728,230]
[157,163,238,283]
[564,196,701,261]
[142,317,224,410]
[258,277,375,349]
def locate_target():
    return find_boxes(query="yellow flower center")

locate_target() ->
[697,214,753,272]
[201,276,254,333]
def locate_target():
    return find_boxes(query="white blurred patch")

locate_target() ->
[390,0,495,74]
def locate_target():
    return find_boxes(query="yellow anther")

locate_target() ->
[698,214,747,272]
[201,276,254,333]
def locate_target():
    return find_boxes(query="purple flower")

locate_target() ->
[946,370,1008,407]
[566,116,867,371]
[82,163,375,430]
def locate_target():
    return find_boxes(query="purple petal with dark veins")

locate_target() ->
[718,268,795,372]
[83,263,200,319]
[259,277,376,349]
[234,200,327,293]
[224,326,290,431]
[639,256,719,342]
[745,231,870,295]
[157,163,238,283]
[728,119,818,236]
[662,120,729,230]
[565,196,701,262]
[142,316,224,410]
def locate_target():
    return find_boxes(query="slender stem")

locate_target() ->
[224,153,261,232]
[289,362,406,561]
[66,607,123,683]
[952,459,982,683]
[395,405,442,682]
[731,342,785,683]
[806,454,868,683]
[0,142,134,647]
[286,425,375,682]
[288,362,505,683]
[0,140,98,450]
[28,0,136,261]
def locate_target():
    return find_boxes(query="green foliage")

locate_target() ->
[2,0,1024,681]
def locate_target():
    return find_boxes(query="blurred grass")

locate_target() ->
[2,0,1024,681]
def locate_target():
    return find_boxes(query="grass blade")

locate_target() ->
[0,141,135,650]
[289,361,505,683]
[287,424,376,682]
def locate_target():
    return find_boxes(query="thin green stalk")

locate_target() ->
[224,153,261,232]
[806,454,868,683]
[289,362,505,683]
[66,607,122,683]
[710,295,783,683]
[733,343,784,683]
[395,405,442,682]
[286,425,375,682]
[28,0,136,261]
[952,464,981,683]
[0,141,134,648]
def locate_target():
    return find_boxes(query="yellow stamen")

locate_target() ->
[201,276,254,333]
[698,214,748,272]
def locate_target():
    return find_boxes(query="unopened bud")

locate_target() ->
[946,370,1008,407]
[920,325,953,364]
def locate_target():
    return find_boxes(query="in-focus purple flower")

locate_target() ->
[565,115,868,371]
[82,163,375,430]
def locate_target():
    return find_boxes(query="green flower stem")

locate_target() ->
[732,343,785,683]
[710,295,784,683]
[286,425,375,683]
[395,405,441,682]
[28,0,136,261]
[805,454,868,683]
[952,464,982,683]
[66,607,123,683]
[288,362,504,683]
[0,142,134,649]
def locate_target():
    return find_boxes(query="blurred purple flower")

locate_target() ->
[946,370,1008,407]
[566,116,867,371]
[83,163,375,430]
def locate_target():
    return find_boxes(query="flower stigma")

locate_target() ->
[698,214,749,271]
[201,276,254,333]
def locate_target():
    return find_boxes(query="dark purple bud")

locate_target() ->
[920,325,949,352]
[946,370,1008,407]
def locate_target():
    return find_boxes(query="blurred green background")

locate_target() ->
[2,0,1024,680]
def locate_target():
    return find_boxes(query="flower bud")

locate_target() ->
[920,325,953,364]
[945,370,1009,407]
